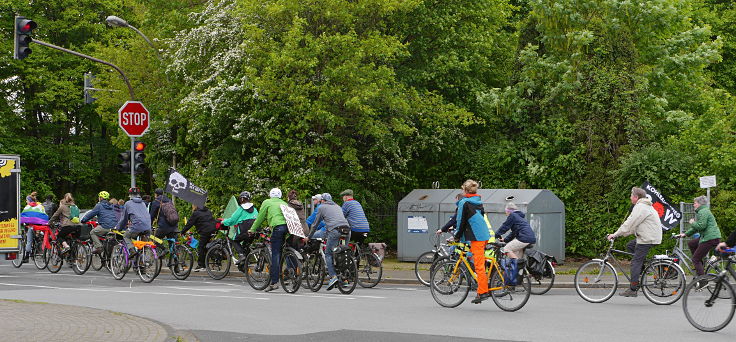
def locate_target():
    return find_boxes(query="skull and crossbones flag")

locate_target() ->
[164,168,208,208]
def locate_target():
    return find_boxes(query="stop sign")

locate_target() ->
[118,101,150,137]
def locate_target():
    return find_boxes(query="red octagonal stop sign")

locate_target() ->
[118,101,150,137]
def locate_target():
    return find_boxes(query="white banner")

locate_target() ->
[280,205,306,238]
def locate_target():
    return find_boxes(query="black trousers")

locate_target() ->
[197,232,213,268]
[626,239,655,290]
[58,225,81,246]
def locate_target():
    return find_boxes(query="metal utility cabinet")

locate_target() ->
[398,188,565,262]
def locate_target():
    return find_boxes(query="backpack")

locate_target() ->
[159,201,179,225]
[69,204,80,223]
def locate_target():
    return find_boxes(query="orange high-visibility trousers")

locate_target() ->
[470,240,488,294]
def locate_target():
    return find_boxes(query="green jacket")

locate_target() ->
[223,204,259,239]
[685,205,721,243]
[250,198,288,232]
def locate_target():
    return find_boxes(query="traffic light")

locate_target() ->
[84,73,97,104]
[133,141,146,174]
[118,151,131,174]
[14,16,36,60]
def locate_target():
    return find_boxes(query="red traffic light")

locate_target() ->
[134,141,146,151]
[18,19,36,33]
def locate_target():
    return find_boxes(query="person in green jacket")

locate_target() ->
[250,188,288,292]
[676,196,721,285]
[222,191,259,264]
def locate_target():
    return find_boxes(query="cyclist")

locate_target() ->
[181,203,217,272]
[451,180,492,304]
[340,189,370,244]
[306,194,326,239]
[676,195,721,289]
[311,193,351,291]
[115,187,152,255]
[25,191,38,205]
[495,202,536,282]
[250,188,289,292]
[222,191,259,265]
[606,187,661,297]
[150,188,178,240]
[42,195,55,218]
[49,193,82,255]
[81,191,118,254]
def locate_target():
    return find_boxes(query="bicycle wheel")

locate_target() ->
[489,268,532,312]
[280,249,302,293]
[415,251,436,286]
[46,243,63,273]
[304,253,325,292]
[205,244,231,280]
[245,249,271,290]
[357,251,382,288]
[33,239,48,270]
[430,257,471,308]
[12,234,25,268]
[574,259,618,303]
[530,260,555,295]
[171,245,193,280]
[337,255,358,295]
[683,274,736,332]
[110,244,129,280]
[71,243,91,275]
[641,260,685,305]
[137,245,160,283]
[705,256,728,276]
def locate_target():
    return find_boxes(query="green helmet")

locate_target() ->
[98,191,110,200]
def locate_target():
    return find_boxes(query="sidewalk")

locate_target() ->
[0,299,188,342]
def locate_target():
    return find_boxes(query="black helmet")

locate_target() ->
[239,191,252,200]
[128,187,141,195]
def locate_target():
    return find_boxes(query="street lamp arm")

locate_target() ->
[128,25,162,61]
[32,39,135,101]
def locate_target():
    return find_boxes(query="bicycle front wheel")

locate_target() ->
[304,253,325,292]
[71,243,91,275]
[429,257,471,308]
[415,251,436,286]
[337,255,358,295]
[12,235,25,268]
[171,245,193,280]
[245,249,271,290]
[530,260,555,295]
[683,274,736,332]
[46,243,63,273]
[110,244,129,280]
[137,245,160,283]
[575,260,618,303]
[641,260,685,305]
[357,252,382,288]
[33,239,48,270]
[205,244,231,280]
[489,268,532,312]
[280,249,302,293]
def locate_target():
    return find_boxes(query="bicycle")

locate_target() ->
[430,240,532,311]
[151,233,193,280]
[245,228,272,290]
[12,223,48,270]
[415,231,454,286]
[682,248,736,332]
[574,238,686,305]
[90,228,122,273]
[668,233,723,277]
[349,235,383,288]
[46,224,91,275]
[109,232,161,283]
[300,231,358,294]
[204,225,243,280]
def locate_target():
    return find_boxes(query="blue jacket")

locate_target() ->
[150,195,178,234]
[116,197,152,233]
[306,204,326,232]
[454,195,491,242]
[81,200,118,229]
[495,211,536,244]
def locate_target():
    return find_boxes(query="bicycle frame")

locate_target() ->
[446,242,505,292]
[594,240,638,283]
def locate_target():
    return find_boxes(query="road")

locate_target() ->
[0,261,732,342]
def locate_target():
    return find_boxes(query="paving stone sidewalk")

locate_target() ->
[0,299,172,342]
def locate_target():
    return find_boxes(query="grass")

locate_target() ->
[0,298,48,305]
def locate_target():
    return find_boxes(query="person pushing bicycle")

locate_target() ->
[606,187,662,297]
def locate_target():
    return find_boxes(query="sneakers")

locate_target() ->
[264,283,280,292]
[619,288,638,297]
[193,267,206,272]
[694,279,710,291]
[471,292,491,304]
[326,276,339,291]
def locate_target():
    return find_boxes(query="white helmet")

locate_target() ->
[269,188,282,199]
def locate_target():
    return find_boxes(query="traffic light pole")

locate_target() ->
[31,39,138,188]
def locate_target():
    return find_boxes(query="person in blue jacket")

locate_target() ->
[81,191,118,254]
[116,188,152,255]
[306,194,326,238]
[453,180,492,304]
[495,201,537,260]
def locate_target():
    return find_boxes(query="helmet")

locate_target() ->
[239,191,252,200]
[98,191,110,200]
[269,188,282,199]
[128,187,140,195]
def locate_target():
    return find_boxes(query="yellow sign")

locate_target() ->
[0,219,19,249]
[0,160,14,178]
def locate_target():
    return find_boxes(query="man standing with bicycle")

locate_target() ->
[607,187,662,297]
[116,188,152,255]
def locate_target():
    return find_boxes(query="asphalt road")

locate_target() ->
[0,261,732,342]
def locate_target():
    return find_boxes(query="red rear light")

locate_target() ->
[6,253,17,260]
